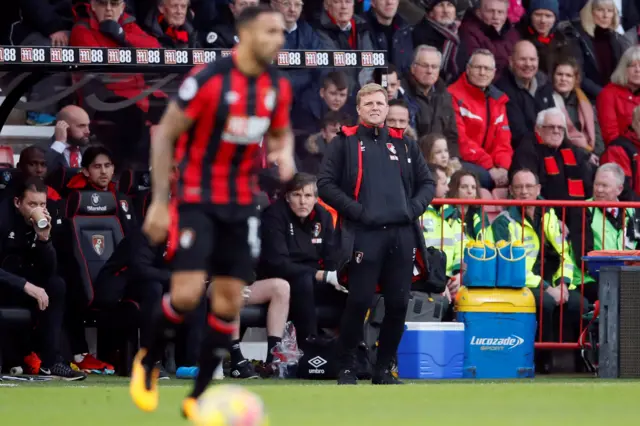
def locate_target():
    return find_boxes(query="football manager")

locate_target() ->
[317,83,435,385]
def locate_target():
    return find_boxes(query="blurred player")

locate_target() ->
[129,4,295,418]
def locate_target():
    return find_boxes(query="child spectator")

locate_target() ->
[418,133,462,178]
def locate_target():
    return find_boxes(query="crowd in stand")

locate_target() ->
[1,0,640,378]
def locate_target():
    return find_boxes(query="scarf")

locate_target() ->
[328,13,357,49]
[158,14,189,44]
[536,133,586,199]
[527,25,554,45]
[425,17,460,79]
[552,89,596,151]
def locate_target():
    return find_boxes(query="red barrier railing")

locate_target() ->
[429,197,640,351]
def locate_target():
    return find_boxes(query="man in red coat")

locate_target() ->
[448,48,513,189]
[69,0,165,168]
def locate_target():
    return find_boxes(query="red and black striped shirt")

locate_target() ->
[174,56,292,208]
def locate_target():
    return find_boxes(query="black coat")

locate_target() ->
[11,0,73,44]
[495,70,555,149]
[568,22,629,100]
[98,229,170,286]
[0,200,57,291]
[317,124,435,271]
[258,198,337,281]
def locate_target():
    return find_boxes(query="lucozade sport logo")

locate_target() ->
[470,335,524,350]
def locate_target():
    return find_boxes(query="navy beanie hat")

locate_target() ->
[528,0,559,17]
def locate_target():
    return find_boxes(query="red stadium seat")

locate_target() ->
[479,188,502,222]
[0,145,14,168]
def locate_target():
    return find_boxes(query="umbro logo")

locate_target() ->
[308,356,327,368]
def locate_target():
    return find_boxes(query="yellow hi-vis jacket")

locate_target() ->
[491,205,575,289]
[443,205,494,249]
[420,205,461,276]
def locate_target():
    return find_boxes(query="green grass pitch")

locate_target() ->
[1,377,640,425]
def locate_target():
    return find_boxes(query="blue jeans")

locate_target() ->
[460,161,493,190]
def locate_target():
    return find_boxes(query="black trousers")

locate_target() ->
[288,273,347,344]
[0,274,66,367]
[66,272,164,355]
[532,288,589,343]
[337,224,414,369]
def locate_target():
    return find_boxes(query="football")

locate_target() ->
[193,385,268,426]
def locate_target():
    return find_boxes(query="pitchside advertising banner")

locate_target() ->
[0,46,387,69]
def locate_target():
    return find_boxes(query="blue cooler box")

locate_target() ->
[397,322,465,379]
[456,287,536,379]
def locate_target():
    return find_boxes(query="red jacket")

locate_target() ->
[448,73,513,170]
[69,12,163,112]
[597,83,640,146]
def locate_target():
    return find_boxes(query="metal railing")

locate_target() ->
[430,197,640,350]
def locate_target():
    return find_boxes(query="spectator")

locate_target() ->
[516,0,579,74]
[10,0,73,125]
[418,133,462,178]
[313,0,375,86]
[601,105,640,199]
[42,105,90,174]
[63,145,136,234]
[366,0,413,75]
[412,0,467,84]
[0,177,85,380]
[386,98,410,129]
[292,71,352,137]
[386,99,417,140]
[142,0,198,48]
[200,0,258,48]
[229,278,291,378]
[300,111,348,175]
[496,40,554,149]
[570,0,630,100]
[272,0,327,100]
[259,173,345,345]
[491,168,585,348]
[444,169,493,243]
[572,163,638,303]
[420,164,462,299]
[458,0,520,81]
[372,64,404,100]
[402,45,459,148]
[551,57,604,155]
[70,0,165,168]
[448,49,512,189]
[510,107,595,202]
[597,46,640,145]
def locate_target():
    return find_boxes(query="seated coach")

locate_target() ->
[258,173,346,345]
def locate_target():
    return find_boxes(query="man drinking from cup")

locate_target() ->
[0,177,85,380]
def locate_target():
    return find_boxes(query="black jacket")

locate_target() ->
[317,124,435,269]
[495,70,555,149]
[142,8,198,48]
[0,200,57,291]
[568,22,629,100]
[412,17,467,84]
[259,198,337,281]
[199,7,237,49]
[12,0,73,44]
[365,10,414,76]
[98,229,170,286]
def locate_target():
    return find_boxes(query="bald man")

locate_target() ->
[495,40,554,148]
[42,105,91,174]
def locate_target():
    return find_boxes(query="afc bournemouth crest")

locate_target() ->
[92,234,105,255]
[91,193,100,205]
[313,222,322,238]
[355,251,364,264]
[179,228,195,249]
[120,200,129,212]
[386,143,396,155]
